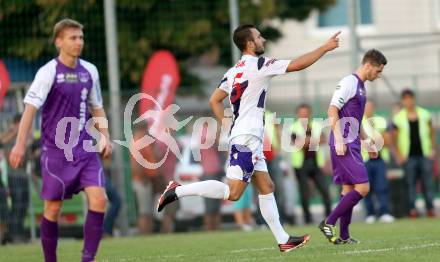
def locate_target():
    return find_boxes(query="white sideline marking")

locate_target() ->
[103,242,440,261]
[335,242,440,255]
[231,247,275,253]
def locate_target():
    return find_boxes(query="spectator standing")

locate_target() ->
[362,100,395,223]
[290,104,331,224]
[390,89,437,218]
[130,123,158,234]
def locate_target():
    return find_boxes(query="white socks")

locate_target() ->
[259,193,289,244]
[175,180,230,200]
[175,183,288,244]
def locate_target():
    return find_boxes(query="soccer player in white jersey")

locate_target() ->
[158,24,340,252]
[9,19,112,262]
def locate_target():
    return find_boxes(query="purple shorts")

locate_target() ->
[40,152,105,200]
[330,145,368,185]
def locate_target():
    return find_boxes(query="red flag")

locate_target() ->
[139,51,180,136]
[0,60,10,109]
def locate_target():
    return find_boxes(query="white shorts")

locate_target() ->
[226,135,268,183]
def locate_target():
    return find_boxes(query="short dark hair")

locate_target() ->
[233,24,256,52]
[361,49,387,66]
[401,88,415,99]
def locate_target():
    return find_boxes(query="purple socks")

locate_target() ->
[339,194,353,240]
[326,190,363,226]
[41,210,105,262]
[82,210,105,262]
[41,216,58,262]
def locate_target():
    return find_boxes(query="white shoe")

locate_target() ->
[365,215,376,224]
[379,214,395,223]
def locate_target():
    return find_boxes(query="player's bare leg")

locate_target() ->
[82,186,107,262]
[227,179,248,200]
[252,171,310,252]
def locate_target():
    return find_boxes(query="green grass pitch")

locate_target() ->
[1,218,440,261]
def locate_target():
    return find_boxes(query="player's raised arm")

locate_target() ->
[286,31,341,73]
[9,104,38,169]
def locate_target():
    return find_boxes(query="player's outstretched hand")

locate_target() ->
[99,135,113,159]
[323,31,341,52]
[9,143,25,169]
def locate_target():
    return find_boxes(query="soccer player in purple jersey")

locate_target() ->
[9,19,112,262]
[319,49,387,244]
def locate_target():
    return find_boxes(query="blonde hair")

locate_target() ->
[52,18,83,42]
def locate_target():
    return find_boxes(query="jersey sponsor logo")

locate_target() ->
[27,91,43,102]
[79,72,90,83]
[265,58,277,67]
[338,97,345,105]
[79,88,88,131]
[235,60,245,68]
[336,85,341,90]
[56,73,65,83]
[65,73,78,83]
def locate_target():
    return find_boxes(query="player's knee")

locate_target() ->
[268,181,275,193]
[258,180,275,195]
[228,186,244,201]
[44,202,62,219]
[89,194,108,210]
[356,184,370,197]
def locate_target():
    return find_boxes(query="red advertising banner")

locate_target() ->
[138,50,180,136]
[0,60,10,108]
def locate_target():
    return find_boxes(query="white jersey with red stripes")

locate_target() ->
[218,54,289,141]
